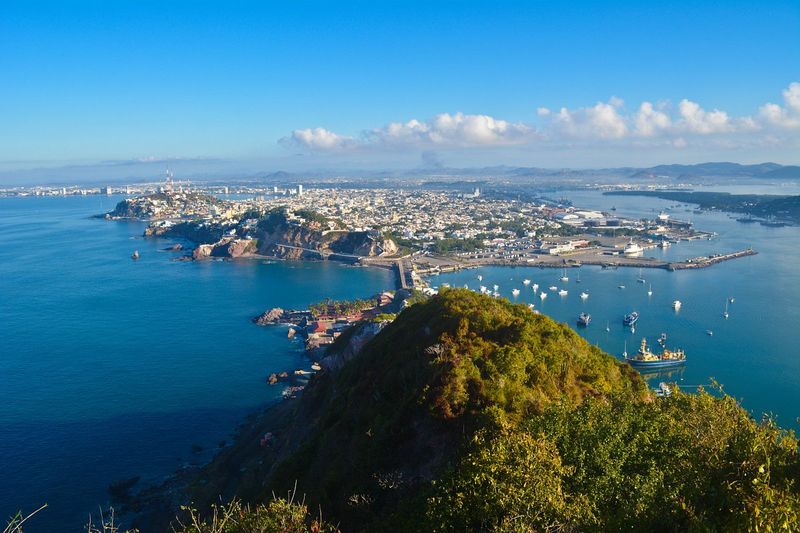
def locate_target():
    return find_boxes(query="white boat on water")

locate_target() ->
[673,300,682,310]
[523,279,531,285]
[637,268,646,283]
[512,288,521,297]
[540,292,548,300]
[531,283,539,292]
[528,303,535,310]
[605,321,611,332]
[624,238,643,255]
[560,268,569,282]
[477,275,483,281]
[580,291,589,300]
[480,285,487,293]
[618,284,626,289]
[647,283,653,296]
[559,289,568,296]
[723,299,729,319]
[549,285,558,291]
[493,284,499,292]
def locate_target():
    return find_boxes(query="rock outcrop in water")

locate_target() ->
[191,238,257,260]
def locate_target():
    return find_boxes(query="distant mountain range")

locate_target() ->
[3,160,799,187]
[628,162,800,180]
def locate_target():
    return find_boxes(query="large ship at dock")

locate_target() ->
[625,338,686,369]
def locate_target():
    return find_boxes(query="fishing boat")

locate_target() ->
[672,300,682,310]
[623,311,639,326]
[511,288,520,297]
[577,313,591,327]
[625,338,686,369]
[624,238,643,255]
[580,291,589,300]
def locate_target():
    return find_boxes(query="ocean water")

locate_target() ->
[0,195,394,531]
[436,188,800,431]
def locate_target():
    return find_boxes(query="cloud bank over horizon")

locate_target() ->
[282,82,800,155]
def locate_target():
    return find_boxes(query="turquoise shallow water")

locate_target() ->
[435,188,800,431]
[0,195,393,530]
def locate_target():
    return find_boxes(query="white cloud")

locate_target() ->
[281,127,353,150]
[368,112,534,146]
[676,99,733,134]
[281,82,799,152]
[541,99,628,139]
[634,102,672,136]
[759,82,800,129]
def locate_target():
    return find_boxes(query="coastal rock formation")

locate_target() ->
[144,208,399,261]
[191,238,257,260]
[252,210,398,259]
[252,308,286,325]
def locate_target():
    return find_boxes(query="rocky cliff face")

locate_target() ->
[255,221,398,259]
[192,238,257,260]
[145,209,398,261]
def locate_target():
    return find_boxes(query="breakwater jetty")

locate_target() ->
[666,248,757,270]
[410,248,757,275]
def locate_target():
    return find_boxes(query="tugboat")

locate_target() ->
[625,338,686,369]
[623,311,639,326]
[577,312,591,327]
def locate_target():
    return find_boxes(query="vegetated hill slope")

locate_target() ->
[185,289,800,532]
[192,289,645,525]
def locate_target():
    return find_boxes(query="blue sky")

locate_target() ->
[1,0,799,180]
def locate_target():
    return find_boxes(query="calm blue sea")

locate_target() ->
[436,187,800,433]
[0,195,393,531]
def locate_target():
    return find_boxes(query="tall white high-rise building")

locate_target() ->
[298,184,304,196]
